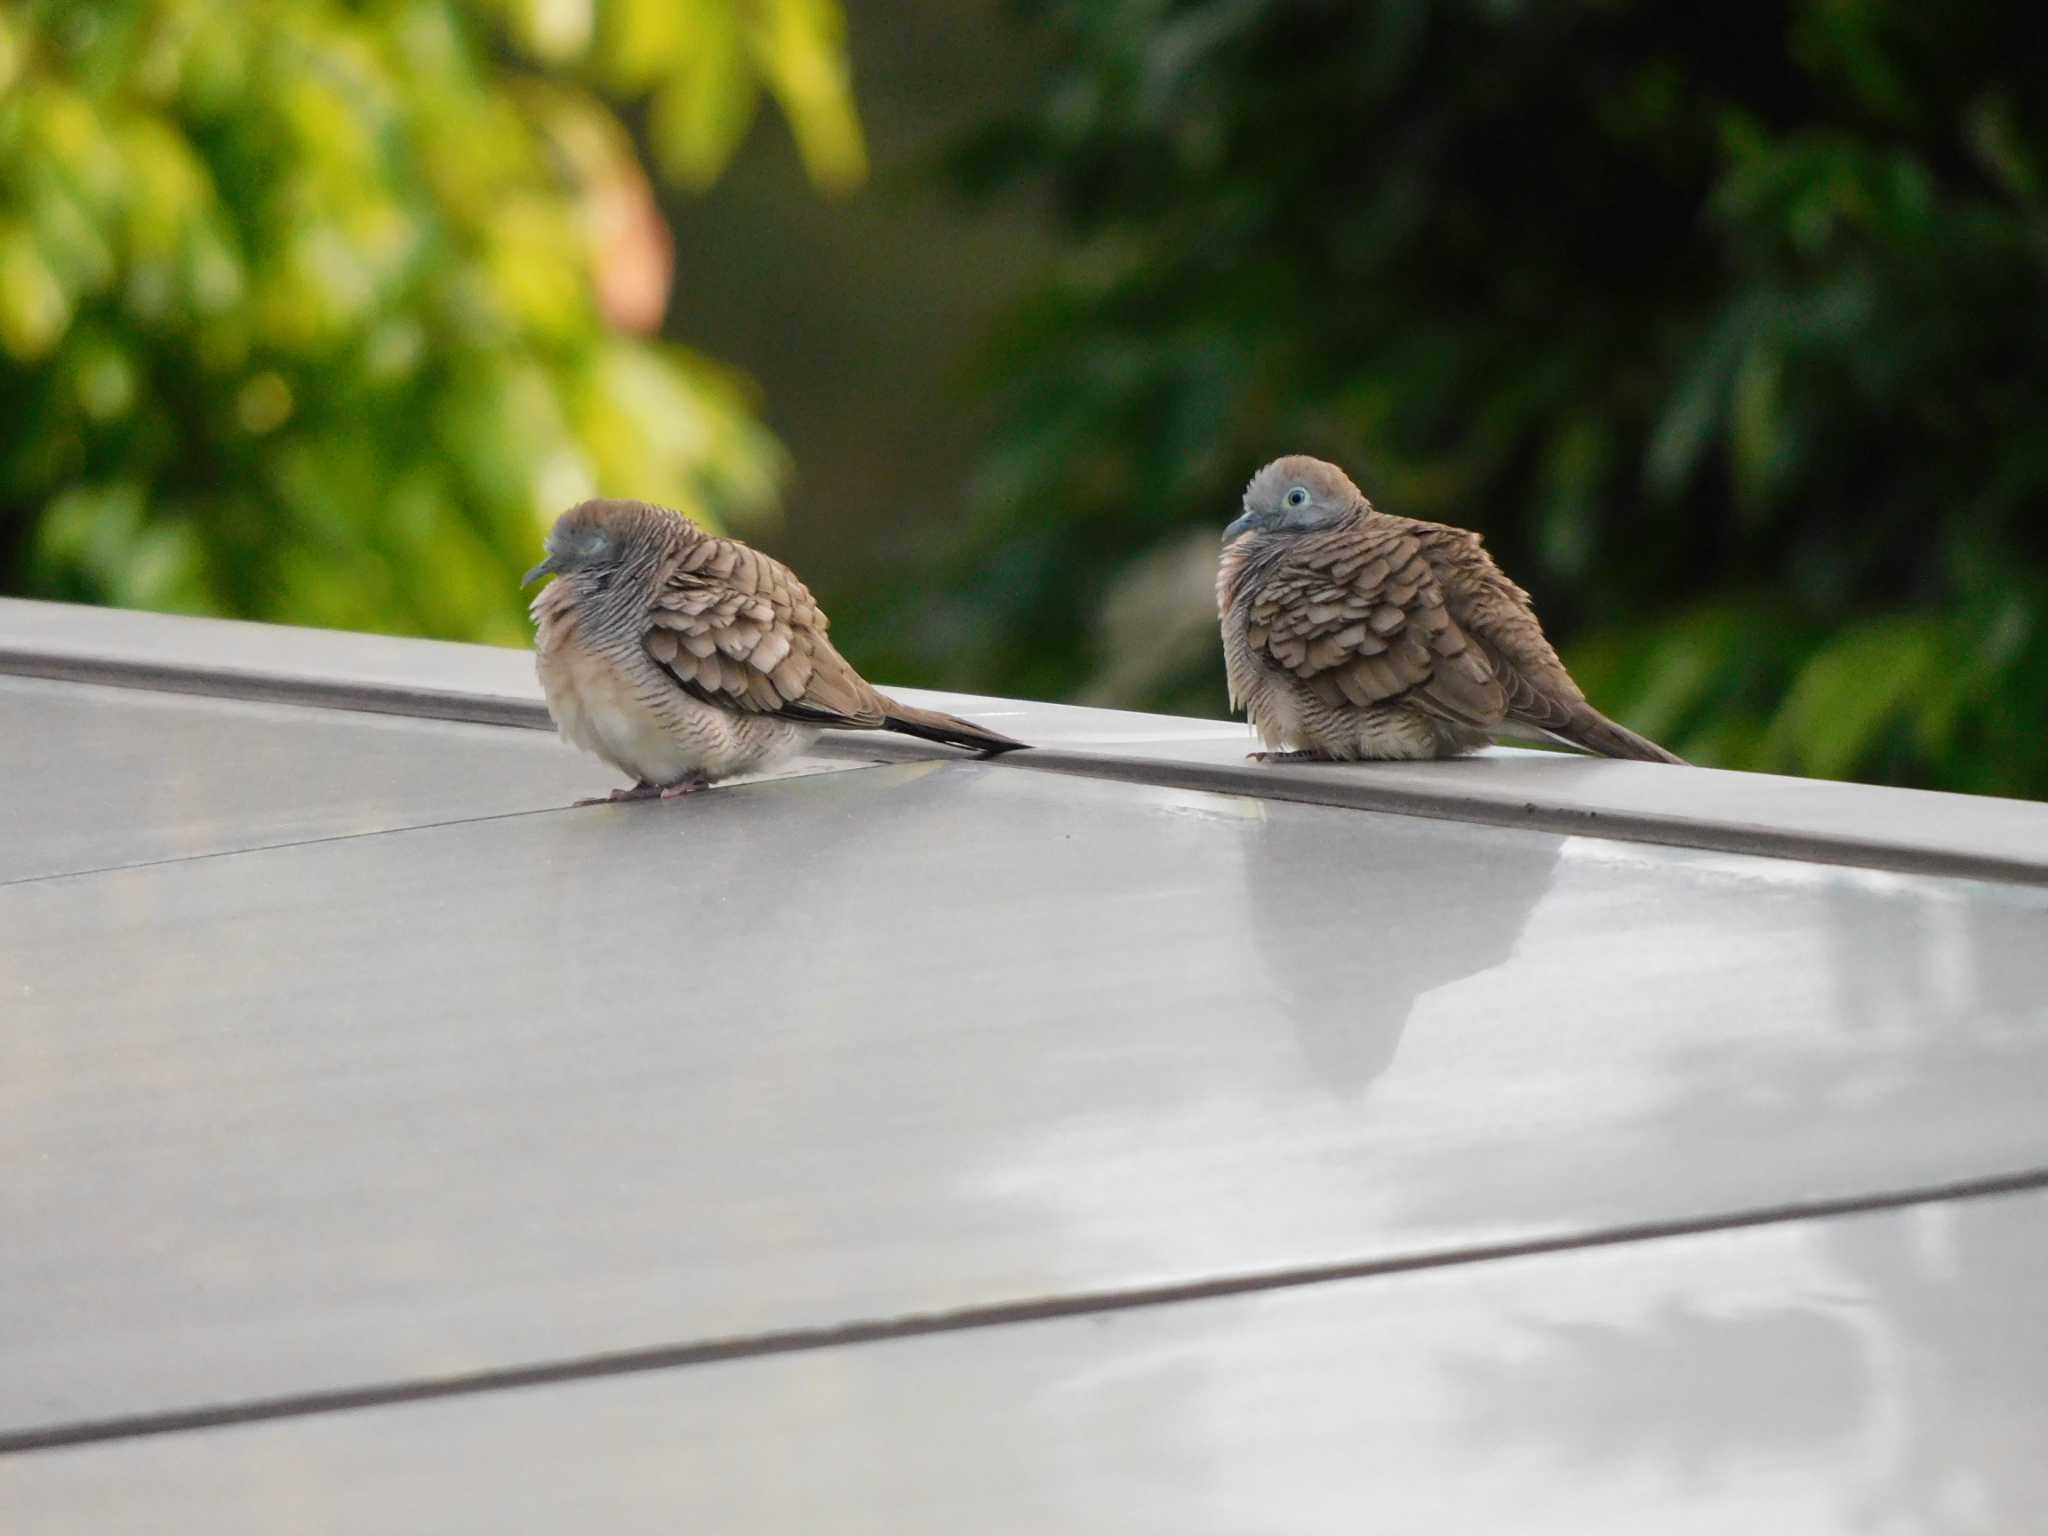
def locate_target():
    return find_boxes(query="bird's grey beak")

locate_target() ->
[1222,508,1258,544]
[521,556,559,589]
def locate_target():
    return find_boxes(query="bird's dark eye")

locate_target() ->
[1284,486,1311,510]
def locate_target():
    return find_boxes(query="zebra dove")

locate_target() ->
[527,499,1026,801]
[1217,456,1683,764]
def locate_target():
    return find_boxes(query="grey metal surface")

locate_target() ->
[0,597,546,727]
[0,675,862,883]
[8,596,2045,883]
[5,741,2045,1439]
[6,1189,2041,1534]
[5,598,2046,1526]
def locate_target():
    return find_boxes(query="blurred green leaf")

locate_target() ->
[745,0,866,193]
[0,224,72,359]
[1647,294,1764,500]
[648,0,759,190]
[1772,619,1940,780]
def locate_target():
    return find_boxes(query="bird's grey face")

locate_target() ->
[1223,459,1358,544]
[523,521,622,588]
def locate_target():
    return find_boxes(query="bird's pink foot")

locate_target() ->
[1247,749,1327,764]
[576,783,663,806]
[658,776,712,799]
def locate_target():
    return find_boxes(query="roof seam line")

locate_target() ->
[0,806,574,889]
[5,1163,2044,1458]
[0,768,887,890]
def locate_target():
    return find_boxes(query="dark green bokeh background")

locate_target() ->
[4,0,2044,796]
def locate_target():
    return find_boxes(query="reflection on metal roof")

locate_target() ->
[3,596,2045,1531]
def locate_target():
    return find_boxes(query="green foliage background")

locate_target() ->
[925,0,2048,797]
[2,0,2043,798]
[0,0,860,643]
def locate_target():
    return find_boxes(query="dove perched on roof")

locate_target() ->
[527,499,1026,801]
[1217,456,1683,765]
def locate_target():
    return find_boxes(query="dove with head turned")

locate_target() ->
[526,498,1026,802]
[1216,456,1684,765]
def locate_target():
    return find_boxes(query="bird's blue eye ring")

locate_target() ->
[1284,486,1310,510]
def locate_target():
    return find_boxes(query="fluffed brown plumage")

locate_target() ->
[1217,456,1683,765]
[528,499,1025,799]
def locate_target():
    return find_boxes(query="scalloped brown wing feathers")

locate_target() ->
[1418,525,1685,761]
[1240,520,1508,732]
[642,534,1024,752]
[1413,523,1585,732]
[644,536,887,727]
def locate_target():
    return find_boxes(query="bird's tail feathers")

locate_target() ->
[1543,706,1686,765]
[877,696,1029,756]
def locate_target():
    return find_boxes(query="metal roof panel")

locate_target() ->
[5,743,2043,1439]
[7,1189,2040,1533]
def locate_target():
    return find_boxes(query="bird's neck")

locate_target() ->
[538,546,671,650]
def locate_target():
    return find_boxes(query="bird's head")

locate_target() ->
[1223,456,1366,544]
[523,498,689,588]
